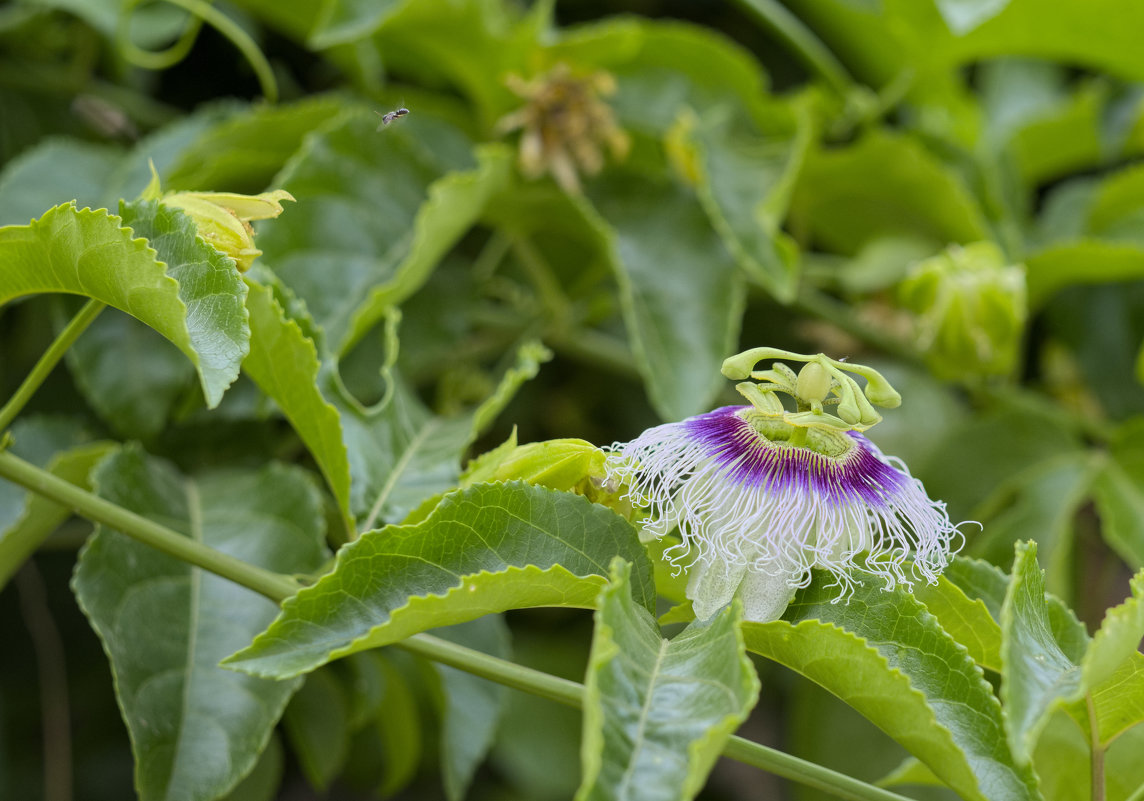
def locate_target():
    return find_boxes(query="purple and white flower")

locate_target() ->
[606,354,967,623]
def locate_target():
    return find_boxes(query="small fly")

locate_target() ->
[375,107,410,129]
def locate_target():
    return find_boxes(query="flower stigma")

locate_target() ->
[605,347,968,623]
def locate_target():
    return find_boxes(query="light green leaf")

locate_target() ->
[1071,654,1144,747]
[1000,541,1087,766]
[258,108,511,353]
[118,199,250,408]
[241,275,354,536]
[224,482,652,679]
[790,130,988,256]
[283,667,350,790]
[1092,457,1144,569]
[1033,708,1144,801]
[0,202,248,408]
[167,96,348,192]
[877,756,944,789]
[577,558,758,801]
[586,170,745,422]
[744,574,1040,801]
[432,617,512,801]
[913,572,1002,671]
[307,0,402,48]
[346,339,549,528]
[1082,572,1144,691]
[1026,240,1144,307]
[72,447,329,801]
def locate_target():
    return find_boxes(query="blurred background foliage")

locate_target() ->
[2,0,1144,798]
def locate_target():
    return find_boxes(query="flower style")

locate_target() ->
[606,348,967,623]
[496,63,630,193]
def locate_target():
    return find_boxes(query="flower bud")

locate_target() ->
[899,242,1026,380]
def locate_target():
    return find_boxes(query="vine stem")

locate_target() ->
[728,0,855,96]
[0,299,105,433]
[0,450,300,602]
[0,450,914,801]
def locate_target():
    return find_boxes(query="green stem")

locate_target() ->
[729,0,854,96]
[0,299,106,433]
[0,452,915,801]
[1087,693,1106,801]
[0,450,300,602]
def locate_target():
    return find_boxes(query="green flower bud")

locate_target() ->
[899,242,1026,380]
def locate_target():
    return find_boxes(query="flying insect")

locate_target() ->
[375,107,410,129]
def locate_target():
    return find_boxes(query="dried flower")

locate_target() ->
[496,63,630,193]
[606,348,967,622]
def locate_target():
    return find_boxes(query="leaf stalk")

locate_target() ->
[0,299,105,433]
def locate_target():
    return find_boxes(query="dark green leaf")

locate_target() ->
[257,108,511,353]
[586,170,744,422]
[1026,241,1144,307]
[224,482,652,679]
[577,558,758,801]
[218,732,284,801]
[72,447,329,801]
[432,617,512,801]
[745,574,1040,801]
[283,667,350,790]
[791,131,987,256]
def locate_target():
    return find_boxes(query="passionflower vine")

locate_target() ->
[606,347,967,623]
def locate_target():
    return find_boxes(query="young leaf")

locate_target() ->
[1000,540,1087,765]
[431,617,512,801]
[744,574,1041,801]
[577,558,759,801]
[223,482,653,679]
[585,170,745,422]
[72,447,329,801]
[257,109,511,353]
[241,276,354,535]
[912,572,1002,671]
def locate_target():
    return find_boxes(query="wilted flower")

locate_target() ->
[899,241,1026,379]
[496,63,630,193]
[160,190,295,272]
[606,348,966,623]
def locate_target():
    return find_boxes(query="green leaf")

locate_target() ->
[913,572,1002,671]
[0,140,121,227]
[790,130,988,256]
[283,667,350,790]
[0,202,246,408]
[935,0,1010,35]
[972,451,1103,599]
[72,447,329,801]
[64,310,195,440]
[744,574,1040,801]
[1092,446,1144,569]
[577,558,759,801]
[118,199,250,408]
[586,170,745,422]
[1071,653,1144,747]
[1033,708,1144,801]
[257,108,511,353]
[166,96,348,192]
[224,482,652,679]
[346,340,549,528]
[306,0,402,48]
[1000,541,1086,766]
[1026,240,1144,306]
[1082,572,1144,691]
[0,417,108,588]
[374,652,426,796]
[431,617,512,801]
[241,275,355,536]
[218,732,283,801]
